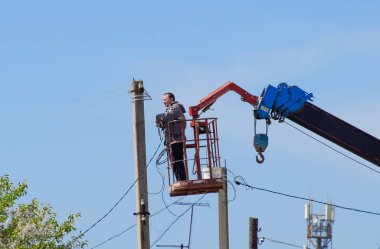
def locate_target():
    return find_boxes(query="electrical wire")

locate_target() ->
[2,84,170,246]
[235,176,380,216]
[71,137,163,244]
[156,245,189,248]
[89,196,186,249]
[149,147,182,217]
[150,194,206,248]
[172,199,210,248]
[80,178,138,237]
[146,134,182,216]
[161,182,182,218]
[222,168,237,203]
[89,224,137,249]
[284,121,380,174]
[156,151,186,217]
[147,158,166,195]
[153,139,183,217]
[262,237,303,248]
[151,196,186,218]
[0,92,127,134]
[226,168,236,179]
[187,206,194,249]
[226,180,237,203]
[156,146,168,166]
[147,145,167,195]
[0,84,129,121]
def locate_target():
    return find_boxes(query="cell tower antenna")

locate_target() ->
[304,200,335,249]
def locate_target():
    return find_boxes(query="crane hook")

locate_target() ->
[253,112,269,164]
[256,152,265,164]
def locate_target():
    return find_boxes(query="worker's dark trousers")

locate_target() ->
[170,142,186,181]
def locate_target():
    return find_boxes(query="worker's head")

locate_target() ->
[163,92,175,107]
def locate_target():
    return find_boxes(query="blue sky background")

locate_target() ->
[1,1,380,248]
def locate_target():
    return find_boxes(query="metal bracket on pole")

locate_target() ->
[130,79,152,102]
[156,244,189,248]
[133,199,150,225]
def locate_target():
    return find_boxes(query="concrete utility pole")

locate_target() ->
[249,217,258,249]
[218,167,229,249]
[131,79,150,249]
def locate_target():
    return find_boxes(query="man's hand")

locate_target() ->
[155,114,165,129]
[157,122,165,129]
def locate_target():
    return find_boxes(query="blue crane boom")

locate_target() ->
[166,81,380,197]
[288,102,380,166]
[189,81,380,167]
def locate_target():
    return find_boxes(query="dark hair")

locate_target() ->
[164,92,175,101]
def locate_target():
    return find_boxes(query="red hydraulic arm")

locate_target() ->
[189,81,259,118]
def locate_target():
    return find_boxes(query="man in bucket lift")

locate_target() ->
[156,92,187,181]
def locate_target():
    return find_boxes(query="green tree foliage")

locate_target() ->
[0,175,86,249]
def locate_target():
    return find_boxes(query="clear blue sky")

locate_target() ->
[1,1,380,248]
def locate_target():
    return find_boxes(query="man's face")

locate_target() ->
[163,94,173,107]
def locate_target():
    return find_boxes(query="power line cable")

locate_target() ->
[147,161,166,195]
[226,168,236,178]
[89,224,137,249]
[0,92,127,134]
[226,179,237,203]
[150,196,186,218]
[150,194,206,248]
[284,121,380,174]
[148,143,167,195]
[160,182,182,218]
[187,206,194,249]
[80,178,137,237]
[73,137,163,244]
[218,168,237,203]
[149,141,183,217]
[174,202,209,207]
[171,200,209,249]
[0,84,128,121]
[156,245,188,248]
[235,176,380,216]
[89,196,186,249]
[152,141,184,217]
[262,237,303,248]
[148,128,170,196]
[86,128,175,248]
[147,129,182,217]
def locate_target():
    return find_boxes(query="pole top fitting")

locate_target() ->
[131,79,144,92]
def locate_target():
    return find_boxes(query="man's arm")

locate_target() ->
[156,103,183,123]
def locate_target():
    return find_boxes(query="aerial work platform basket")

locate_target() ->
[166,118,224,197]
